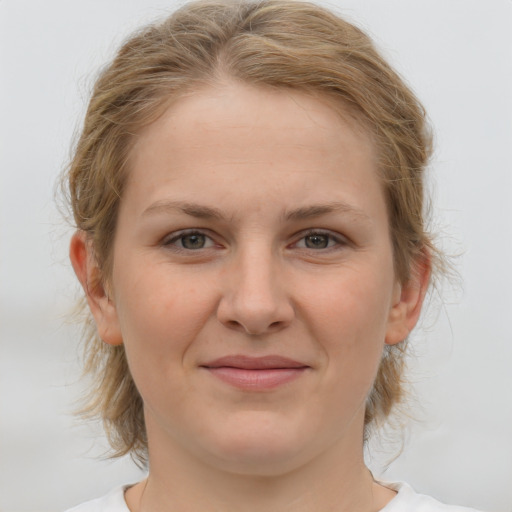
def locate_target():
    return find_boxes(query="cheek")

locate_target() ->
[301,265,394,393]
[306,266,393,340]
[111,275,213,411]
[112,260,217,368]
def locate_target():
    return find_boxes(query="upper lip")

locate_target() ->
[201,355,309,370]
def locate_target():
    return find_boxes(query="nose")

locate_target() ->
[216,246,295,336]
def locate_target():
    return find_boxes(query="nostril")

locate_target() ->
[226,320,243,331]
[217,294,295,335]
[223,319,284,336]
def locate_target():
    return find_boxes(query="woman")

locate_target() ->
[64,0,480,510]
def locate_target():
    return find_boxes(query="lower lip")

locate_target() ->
[204,367,307,390]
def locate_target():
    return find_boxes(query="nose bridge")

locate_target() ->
[217,239,293,335]
[238,242,276,302]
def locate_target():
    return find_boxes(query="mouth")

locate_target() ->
[200,355,310,391]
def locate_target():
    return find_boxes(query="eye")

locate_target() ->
[294,231,344,250]
[163,230,216,250]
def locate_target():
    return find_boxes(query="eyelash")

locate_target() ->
[162,230,217,251]
[161,229,347,253]
[292,230,347,251]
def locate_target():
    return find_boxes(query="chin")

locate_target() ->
[198,413,317,477]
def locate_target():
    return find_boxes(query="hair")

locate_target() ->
[64,0,439,465]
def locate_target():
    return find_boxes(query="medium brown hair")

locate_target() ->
[65,0,437,465]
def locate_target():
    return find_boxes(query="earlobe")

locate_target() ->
[385,252,431,346]
[69,231,123,346]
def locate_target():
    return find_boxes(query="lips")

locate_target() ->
[202,355,308,370]
[200,355,309,390]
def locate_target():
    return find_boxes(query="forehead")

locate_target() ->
[124,82,382,220]
[129,81,375,157]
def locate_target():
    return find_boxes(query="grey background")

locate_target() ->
[1,1,511,511]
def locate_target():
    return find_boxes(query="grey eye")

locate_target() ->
[180,233,206,249]
[304,234,330,249]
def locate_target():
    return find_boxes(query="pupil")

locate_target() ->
[182,233,205,249]
[305,234,328,249]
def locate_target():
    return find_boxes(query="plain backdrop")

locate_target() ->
[0,1,511,511]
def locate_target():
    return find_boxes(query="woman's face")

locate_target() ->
[87,82,420,475]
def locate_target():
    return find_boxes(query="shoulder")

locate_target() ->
[380,481,484,512]
[64,485,130,512]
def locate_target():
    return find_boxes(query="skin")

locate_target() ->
[71,81,429,511]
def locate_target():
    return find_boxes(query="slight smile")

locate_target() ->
[200,355,310,391]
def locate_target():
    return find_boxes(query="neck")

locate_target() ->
[126,413,395,512]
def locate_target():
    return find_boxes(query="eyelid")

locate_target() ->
[291,229,349,249]
[159,228,348,252]
[161,228,217,249]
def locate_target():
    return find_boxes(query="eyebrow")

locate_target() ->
[141,200,371,224]
[283,202,371,223]
[142,200,226,220]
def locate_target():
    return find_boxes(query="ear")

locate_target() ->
[385,251,431,345]
[69,230,123,346]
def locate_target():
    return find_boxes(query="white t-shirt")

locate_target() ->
[64,481,482,511]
